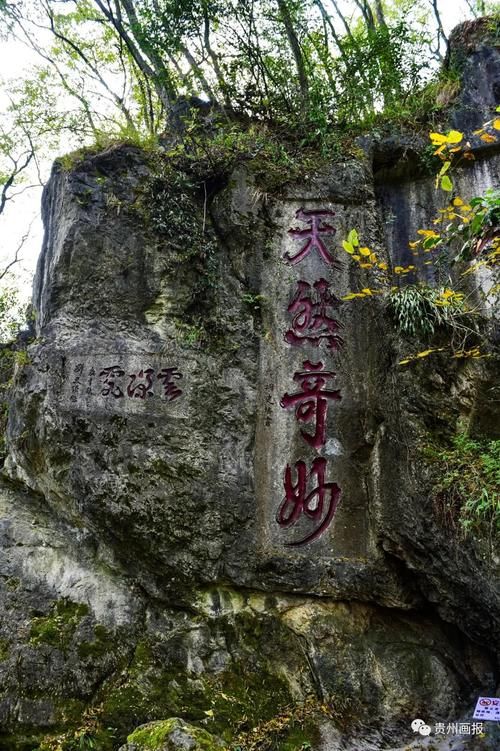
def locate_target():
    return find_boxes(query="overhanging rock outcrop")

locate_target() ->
[1,26,499,751]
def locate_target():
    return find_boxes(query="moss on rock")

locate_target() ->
[29,599,90,650]
[125,718,225,750]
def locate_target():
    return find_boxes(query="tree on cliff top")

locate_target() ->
[0,0,467,149]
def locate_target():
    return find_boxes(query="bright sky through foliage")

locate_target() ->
[0,0,483,300]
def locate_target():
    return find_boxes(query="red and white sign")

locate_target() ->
[473,696,500,721]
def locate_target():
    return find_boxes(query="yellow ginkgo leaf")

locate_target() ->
[493,119,500,130]
[361,288,373,295]
[342,292,365,300]
[378,262,388,270]
[342,240,354,254]
[409,241,420,248]
[417,229,439,238]
[394,266,404,273]
[480,133,496,143]
[359,247,371,256]
[446,130,463,143]
[430,132,447,144]
[352,254,360,261]
[453,197,464,206]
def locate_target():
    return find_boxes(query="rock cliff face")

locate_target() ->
[0,22,499,751]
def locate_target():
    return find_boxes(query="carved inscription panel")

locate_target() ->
[58,354,187,415]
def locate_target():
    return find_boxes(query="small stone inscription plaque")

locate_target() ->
[59,354,187,415]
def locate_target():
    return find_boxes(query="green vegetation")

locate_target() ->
[77,624,114,659]
[450,188,500,263]
[0,285,27,343]
[424,433,500,548]
[30,599,90,650]
[0,0,447,146]
[388,285,475,338]
[1,2,494,230]
[340,115,500,365]
[38,722,116,751]
[98,624,295,740]
[27,611,336,751]
[127,719,222,750]
[231,695,331,751]
[0,637,10,660]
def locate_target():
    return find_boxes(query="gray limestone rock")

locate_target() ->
[0,28,499,751]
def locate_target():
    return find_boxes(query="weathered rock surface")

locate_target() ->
[448,17,500,133]
[0,21,499,751]
[119,718,225,750]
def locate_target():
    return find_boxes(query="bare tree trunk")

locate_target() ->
[276,0,309,112]
[0,152,33,218]
[430,0,448,61]
[328,0,356,42]
[373,0,386,26]
[353,0,375,31]
[180,45,216,101]
[202,8,231,109]
[315,0,372,116]
[43,1,138,135]
[93,0,176,117]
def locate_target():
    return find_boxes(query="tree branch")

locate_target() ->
[0,150,33,218]
[276,0,309,112]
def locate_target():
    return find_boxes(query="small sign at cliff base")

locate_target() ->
[473,696,500,721]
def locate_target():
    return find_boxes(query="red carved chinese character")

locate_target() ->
[277,458,341,546]
[285,278,344,350]
[284,208,338,266]
[99,366,125,398]
[280,360,341,450]
[127,368,154,399]
[157,367,183,401]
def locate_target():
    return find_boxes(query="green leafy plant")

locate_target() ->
[387,284,479,341]
[340,112,500,364]
[456,188,500,261]
[424,433,500,552]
